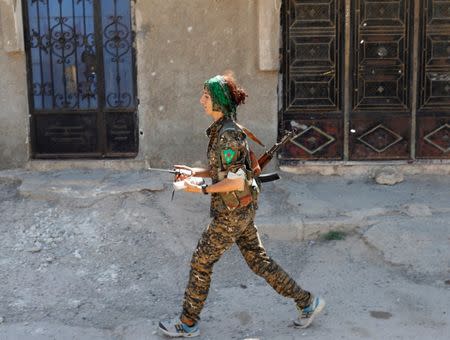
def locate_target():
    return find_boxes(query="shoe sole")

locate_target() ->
[294,298,326,329]
[158,323,200,338]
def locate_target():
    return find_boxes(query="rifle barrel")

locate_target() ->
[147,168,176,174]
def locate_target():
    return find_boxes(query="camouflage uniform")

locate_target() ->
[181,117,311,322]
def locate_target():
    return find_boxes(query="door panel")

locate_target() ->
[280,118,343,161]
[416,0,450,158]
[34,113,98,155]
[105,112,138,154]
[349,116,410,159]
[349,0,412,160]
[26,0,98,111]
[100,0,136,109]
[287,73,338,109]
[280,0,344,161]
[416,116,450,158]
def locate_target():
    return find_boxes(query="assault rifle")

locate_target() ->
[148,128,296,187]
[148,168,281,183]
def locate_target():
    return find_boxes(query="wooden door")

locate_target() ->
[280,0,450,161]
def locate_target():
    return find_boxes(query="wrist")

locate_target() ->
[201,183,209,195]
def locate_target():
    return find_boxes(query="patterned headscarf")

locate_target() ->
[204,75,236,118]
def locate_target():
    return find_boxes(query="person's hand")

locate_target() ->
[249,150,261,176]
[183,179,202,193]
[174,165,194,181]
[252,164,261,177]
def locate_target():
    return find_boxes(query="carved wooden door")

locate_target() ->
[280,0,450,161]
[349,0,412,159]
[280,0,344,161]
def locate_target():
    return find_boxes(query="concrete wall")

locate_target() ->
[135,0,279,167]
[0,0,29,170]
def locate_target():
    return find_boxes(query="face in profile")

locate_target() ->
[200,89,214,116]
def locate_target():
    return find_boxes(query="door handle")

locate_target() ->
[81,50,96,75]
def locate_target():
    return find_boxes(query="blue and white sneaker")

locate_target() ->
[294,296,325,329]
[158,318,200,338]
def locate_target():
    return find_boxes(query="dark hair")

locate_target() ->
[223,71,248,107]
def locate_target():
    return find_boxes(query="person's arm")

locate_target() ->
[184,177,244,193]
[191,168,211,178]
[184,128,248,194]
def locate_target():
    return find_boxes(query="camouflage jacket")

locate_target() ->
[206,117,256,217]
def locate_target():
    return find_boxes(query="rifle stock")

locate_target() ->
[257,130,296,171]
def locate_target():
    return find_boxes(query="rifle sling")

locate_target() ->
[236,123,265,147]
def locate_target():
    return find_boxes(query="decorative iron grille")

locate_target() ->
[23,0,138,157]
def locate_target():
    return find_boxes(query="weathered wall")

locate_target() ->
[135,0,279,167]
[0,0,29,169]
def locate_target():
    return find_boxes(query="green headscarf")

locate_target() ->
[204,75,236,118]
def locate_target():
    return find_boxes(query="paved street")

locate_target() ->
[0,168,449,339]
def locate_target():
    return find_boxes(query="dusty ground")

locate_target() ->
[0,169,449,339]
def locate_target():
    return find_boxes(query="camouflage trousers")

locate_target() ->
[181,206,311,322]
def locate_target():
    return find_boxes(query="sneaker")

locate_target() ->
[294,296,325,329]
[158,318,200,338]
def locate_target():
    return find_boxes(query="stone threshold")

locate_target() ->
[281,160,450,176]
[25,159,150,172]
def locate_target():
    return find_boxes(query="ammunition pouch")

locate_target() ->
[218,169,260,211]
